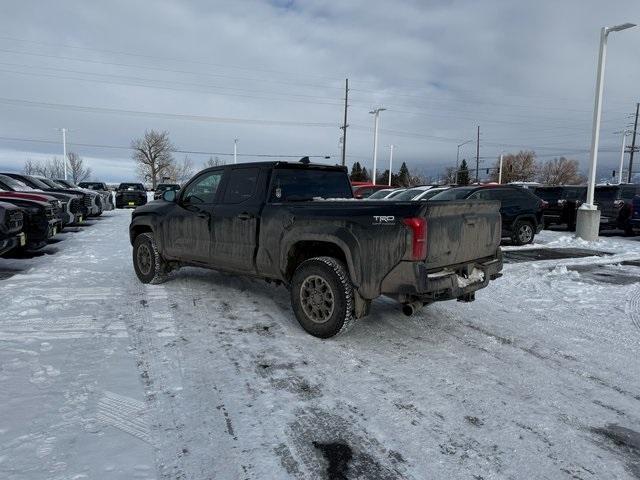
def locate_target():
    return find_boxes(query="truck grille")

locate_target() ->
[44,205,56,221]
[48,200,60,218]
[121,192,141,202]
[6,209,23,231]
[70,197,81,213]
[83,194,91,208]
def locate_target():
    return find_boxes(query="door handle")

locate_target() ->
[237,212,253,220]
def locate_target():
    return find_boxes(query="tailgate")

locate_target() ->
[424,200,501,269]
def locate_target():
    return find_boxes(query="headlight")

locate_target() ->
[57,200,62,209]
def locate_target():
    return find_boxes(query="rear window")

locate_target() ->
[534,187,563,201]
[562,187,586,201]
[621,185,640,199]
[595,187,619,202]
[429,187,476,200]
[223,168,259,204]
[270,168,352,202]
[367,189,393,199]
[119,183,145,191]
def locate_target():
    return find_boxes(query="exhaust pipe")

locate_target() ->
[402,301,425,317]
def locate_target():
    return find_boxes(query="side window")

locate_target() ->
[223,168,259,204]
[621,185,636,200]
[182,171,223,204]
[468,190,491,200]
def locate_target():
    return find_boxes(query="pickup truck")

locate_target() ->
[116,183,148,208]
[129,161,503,338]
[0,201,25,256]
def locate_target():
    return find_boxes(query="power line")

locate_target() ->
[0,96,339,127]
[0,134,331,158]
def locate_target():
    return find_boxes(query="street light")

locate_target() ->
[456,140,473,169]
[576,22,636,241]
[369,107,386,185]
[388,144,395,186]
[613,130,632,183]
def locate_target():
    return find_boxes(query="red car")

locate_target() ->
[352,183,391,199]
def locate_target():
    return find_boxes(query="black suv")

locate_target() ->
[533,186,586,231]
[595,184,640,234]
[430,185,545,245]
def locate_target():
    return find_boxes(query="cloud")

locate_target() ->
[0,0,638,182]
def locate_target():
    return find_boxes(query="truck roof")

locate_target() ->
[201,161,347,172]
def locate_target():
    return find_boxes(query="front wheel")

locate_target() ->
[132,233,169,284]
[511,220,535,246]
[290,256,356,338]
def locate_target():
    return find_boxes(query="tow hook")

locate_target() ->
[402,301,426,316]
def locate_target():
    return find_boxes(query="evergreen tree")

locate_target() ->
[350,162,363,181]
[398,162,411,187]
[458,159,470,185]
[361,167,370,182]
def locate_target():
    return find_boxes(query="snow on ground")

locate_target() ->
[1,211,640,479]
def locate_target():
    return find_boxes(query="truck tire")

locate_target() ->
[132,232,169,284]
[290,256,356,338]
[511,219,535,246]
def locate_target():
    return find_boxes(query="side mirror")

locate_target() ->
[162,190,177,202]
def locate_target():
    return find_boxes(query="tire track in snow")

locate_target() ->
[96,391,154,446]
[628,284,640,332]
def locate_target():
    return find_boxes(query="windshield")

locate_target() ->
[386,189,406,198]
[595,187,619,202]
[429,187,476,200]
[56,179,76,188]
[119,183,145,191]
[37,178,64,188]
[419,188,448,200]
[157,184,180,191]
[270,168,352,202]
[79,183,104,190]
[367,189,393,199]
[0,174,35,191]
[534,187,563,201]
[392,188,426,201]
[19,175,52,190]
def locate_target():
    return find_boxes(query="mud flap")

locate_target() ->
[353,290,371,319]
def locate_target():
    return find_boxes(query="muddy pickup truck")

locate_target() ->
[130,161,503,338]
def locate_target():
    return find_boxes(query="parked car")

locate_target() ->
[129,161,503,338]
[0,173,82,226]
[352,183,391,199]
[0,201,25,256]
[533,186,585,231]
[154,183,181,200]
[389,185,433,201]
[116,183,148,208]
[2,173,92,220]
[78,181,115,210]
[0,195,59,250]
[365,188,396,200]
[595,184,640,235]
[57,179,114,211]
[430,185,545,245]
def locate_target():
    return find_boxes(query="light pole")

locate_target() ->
[576,23,636,241]
[369,107,385,185]
[498,154,504,184]
[388,144,395,186]
[614,130,631,183]
[456,140,473,169]
[233,138,238,164]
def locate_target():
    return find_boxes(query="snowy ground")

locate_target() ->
[1,210,640,480]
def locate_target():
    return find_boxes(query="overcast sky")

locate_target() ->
[0,0,639,182]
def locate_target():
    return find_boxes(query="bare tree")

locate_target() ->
[204,155,226,168]
[537,157,585,185]
[67,152,92,183]
[131,130,175,189]
[489,150,537,183]
[23,158,66,178]
[165,155,195,184]
[23,159,40,175]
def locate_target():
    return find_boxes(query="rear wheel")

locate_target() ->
[511,220,535,245]
[132,233,169,284]
[290,256,356,338]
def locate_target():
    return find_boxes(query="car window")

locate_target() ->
[182,171,223,204]
[223,168,259,204]
[393,188,424,201]
[270,169,353,201]
[621,185,638,199]
[595,188,619,202]
[468,190,492,200]
[430,187,476,200]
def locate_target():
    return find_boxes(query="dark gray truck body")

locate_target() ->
[130,162,502,311]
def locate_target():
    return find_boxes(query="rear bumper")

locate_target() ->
[380,251,503,303]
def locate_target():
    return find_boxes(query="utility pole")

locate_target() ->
[340,78,349,166]
[628,102,639,183]
[369,107,385,185]
[475,125,480,183]
[498,154,504,184]
[234,138,238,164]
[388,144,394,186]
[614,130,630,184]
[61,128,67,180]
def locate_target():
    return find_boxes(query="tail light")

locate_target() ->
[402,217,427,260]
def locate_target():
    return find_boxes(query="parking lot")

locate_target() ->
[0,209,639,479]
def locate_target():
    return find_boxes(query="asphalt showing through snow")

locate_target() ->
[1,210,640,479]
